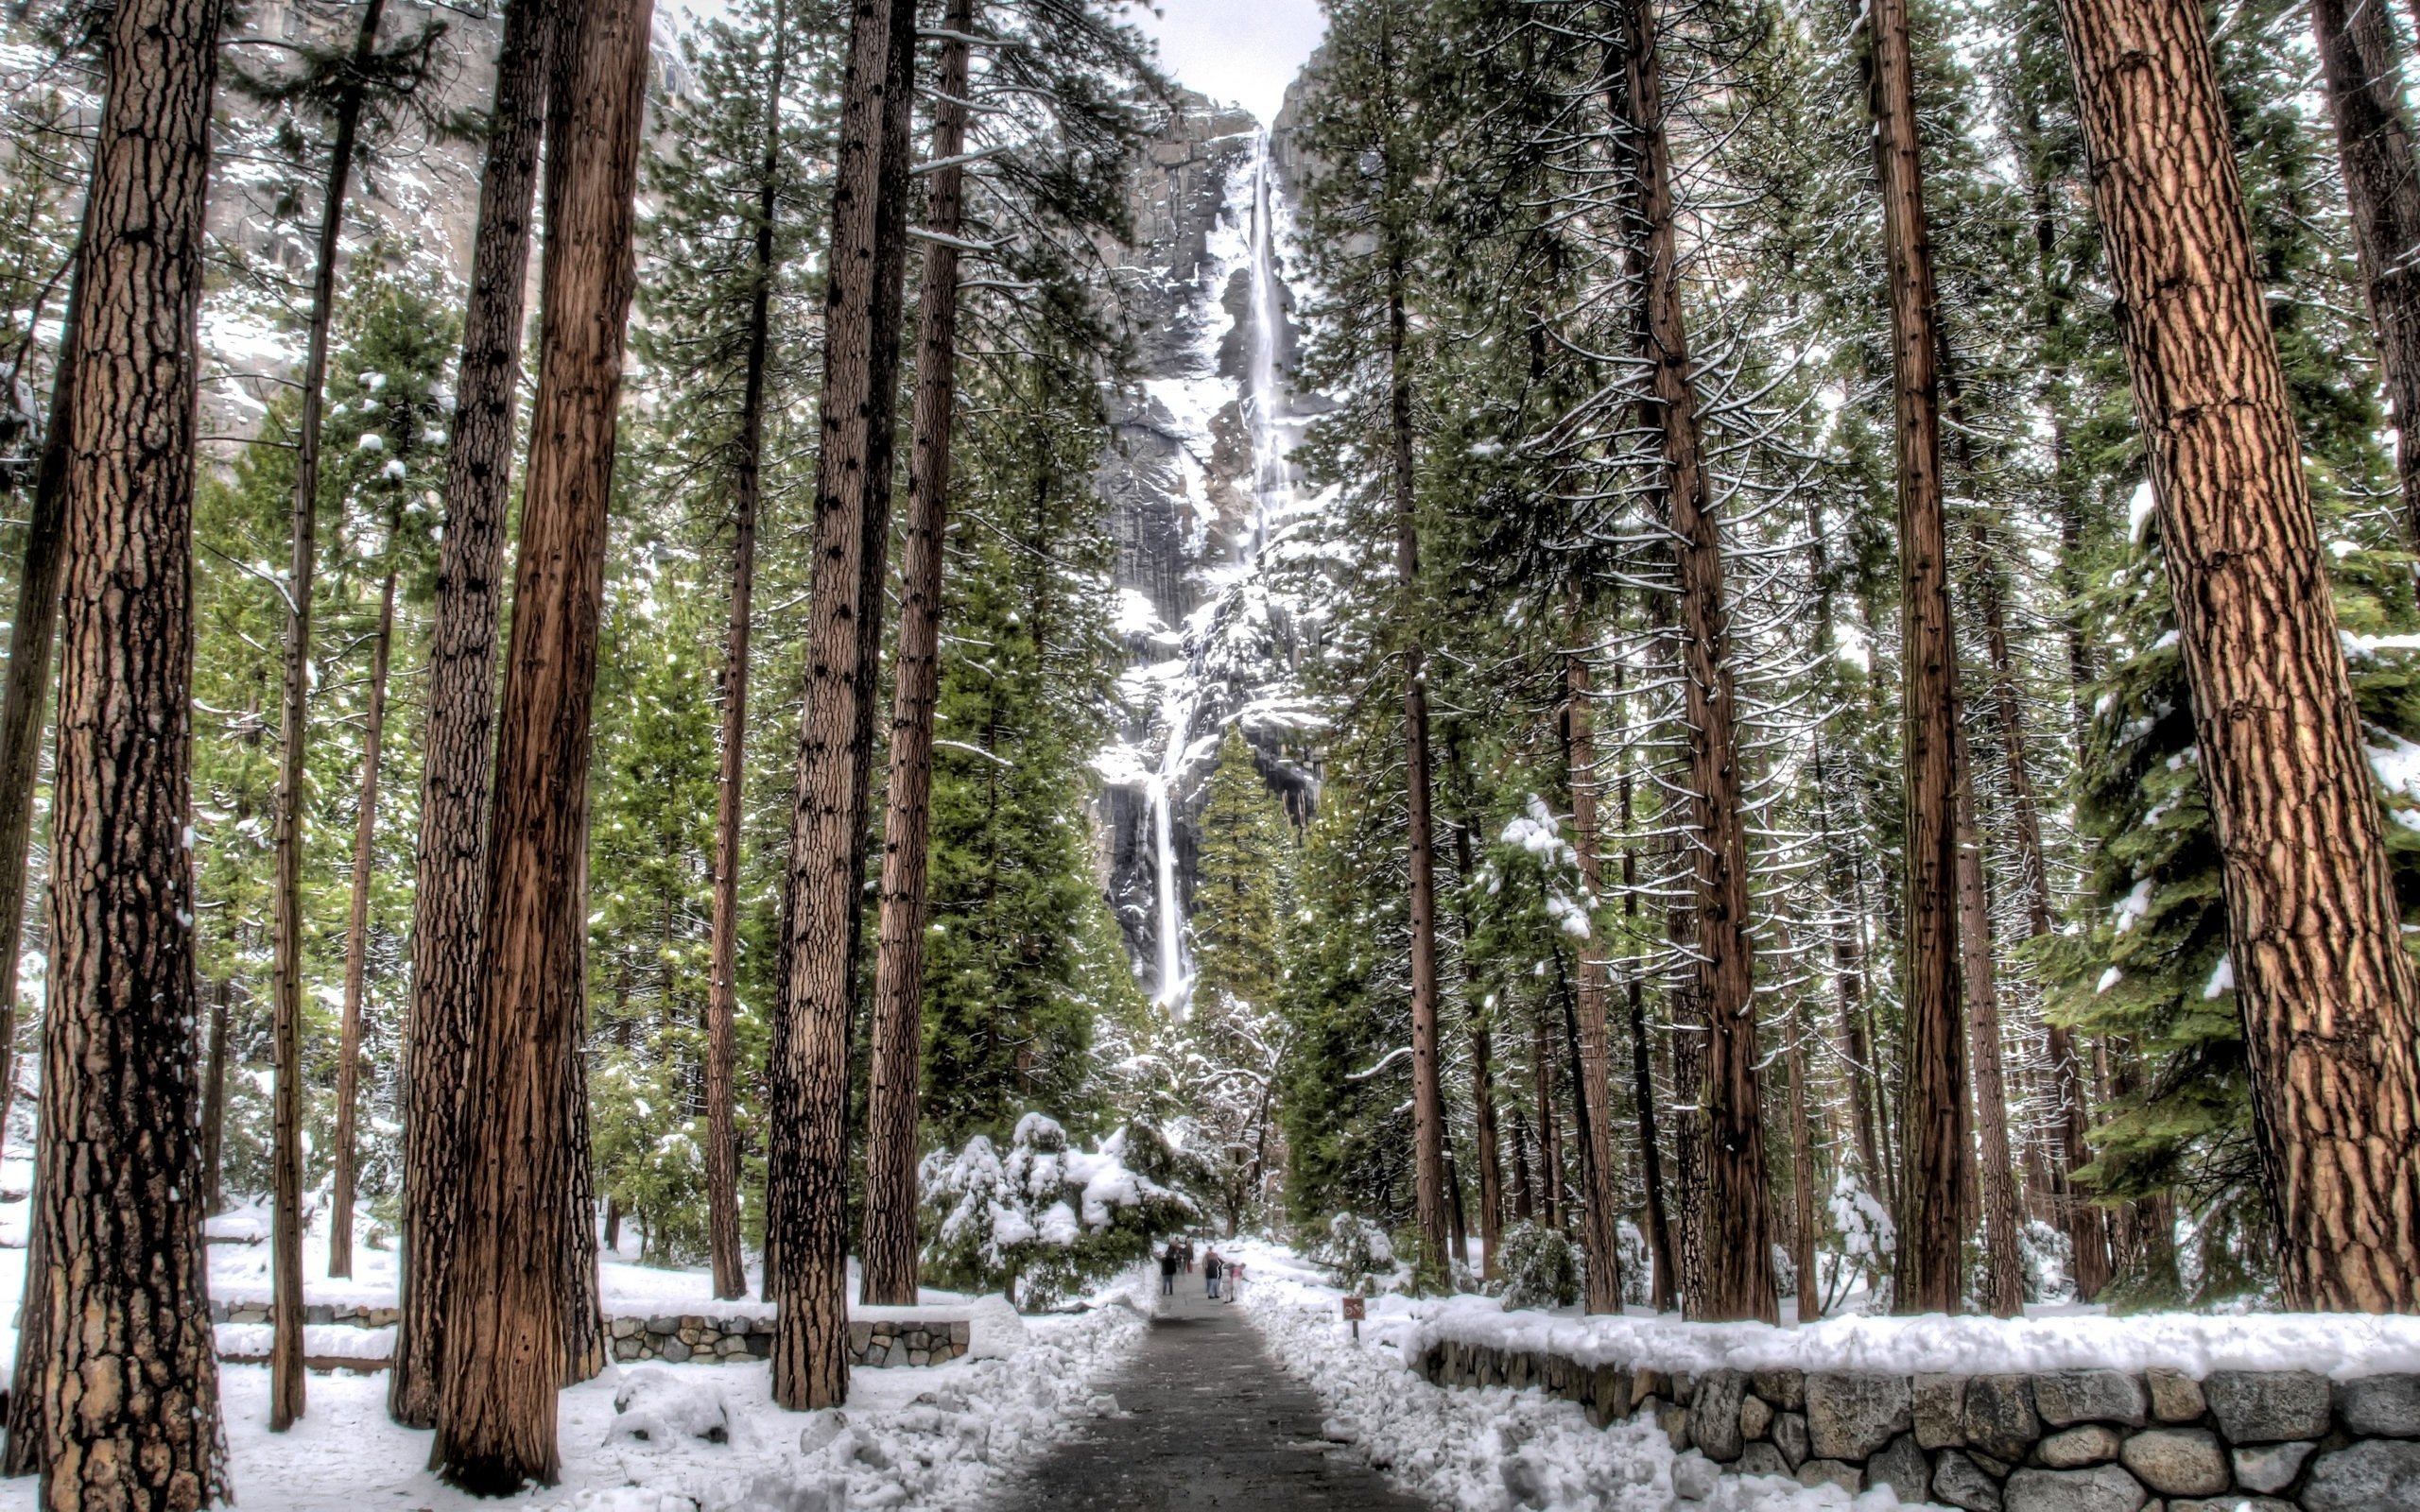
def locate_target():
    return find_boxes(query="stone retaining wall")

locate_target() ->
[212,1299,398,1329]
[1416,1336,2420,1510]
[207,1305,972,1371]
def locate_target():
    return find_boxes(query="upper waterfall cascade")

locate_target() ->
[1095,107,1327,1012]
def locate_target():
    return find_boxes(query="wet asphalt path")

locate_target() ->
[988,1276,1435,1511]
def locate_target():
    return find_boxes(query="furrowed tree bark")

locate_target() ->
[1615,0,1775,1323]
[268,0,390,1427]
[431,0,651,1487]
[22,0,227,1498]
[704,0,792,1309]
[330,509,402,1281]
[0,219,81,1154]
[2055,0,2420,1312]
[863,0,977,1310]
[391,0,559,1431]
[1564,584,1623,1313]
[1953,728,2025,1317]
[2307,0,2420,547]
[770,0,920,1409]
[1862,0,1972,1316]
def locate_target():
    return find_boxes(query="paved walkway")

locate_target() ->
[991,1275,1435,1512]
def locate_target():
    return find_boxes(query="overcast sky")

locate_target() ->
[1129,0,1328,126]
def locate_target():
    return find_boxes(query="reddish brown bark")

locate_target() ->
[20,0,227,1498]
[391,0,561,1432]
[2306,0,2420,547]
[1863,0,1971,1316]
[1615,0,1774,1323]
[769,0,920,1407]
[863,0,978,1309]
[2056,0,2420,1312]
[431,0,652,1487]
[0,217,80,1156]
[703,0,793,1309]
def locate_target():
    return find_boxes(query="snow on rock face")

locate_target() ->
[1095,94,1327,983]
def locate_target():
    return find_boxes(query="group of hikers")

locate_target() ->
[1157,1237,1243,1301]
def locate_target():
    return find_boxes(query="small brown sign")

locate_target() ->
[1340,1296,1366,1321]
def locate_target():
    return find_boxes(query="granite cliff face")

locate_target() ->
[1091,91,1329,1006]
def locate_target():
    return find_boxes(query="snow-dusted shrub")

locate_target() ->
[609,1367,731,1444]
[1492,1219,1581,1310]
[1618,1219,1654,1307]
[1306,1211,1396,1294]
[919,1113,1191,1311]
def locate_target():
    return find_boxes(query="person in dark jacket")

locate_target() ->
[1204,1248,1223,1299]
[1159,1243,1180,1297]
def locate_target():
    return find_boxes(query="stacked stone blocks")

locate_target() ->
[1417,1336,2420,1510]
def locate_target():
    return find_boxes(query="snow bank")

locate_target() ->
[0,1269,1153,1512]
[1229,1242,1903,1512]
[216,1323,396,1362]
[1386,1292,2420,1382]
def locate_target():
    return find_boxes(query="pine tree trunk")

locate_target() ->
[704,0,793,1309]
[1787,993,1820,1322]
[562,1048,604,1385]
[769,0,920,1409]
[1534,1006,1563,1230]
[203,978,232,1214]
[1974,516,2108,1298]
[329,523,401,1281]
[21,0,226,1496]
[1510,1106,1533,1221]
[431,1,651,1487]
[1446,742,1504,1276]
[1388,259,1450,1277]
[1616,0,1774,1324]
[0,217,81,1154]
[391,0,559,1430]
[1471,1017,1503,1278]
[863,0,977,1310]
[267,0,391,1427]
[1616,650,1678,1313]
[2056,0,2420,1311]
[1953,732,2026,1317]
[1863,0,1972,1317]
[1564,586,1623,1313]
[2308,0,2420,547]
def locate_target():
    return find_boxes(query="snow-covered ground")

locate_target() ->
[0,1134,1153,1512]
[1224,1240,1927,1512]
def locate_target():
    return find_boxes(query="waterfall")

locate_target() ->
[1150,690,1195,1010]
[1240,133,1296,562]
[1145,128,1298,1015]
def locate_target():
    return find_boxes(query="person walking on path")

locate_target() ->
[1204,1248,1223,1299]
[1227,1261,1243,1302]
[1158,1243,1179,1297]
